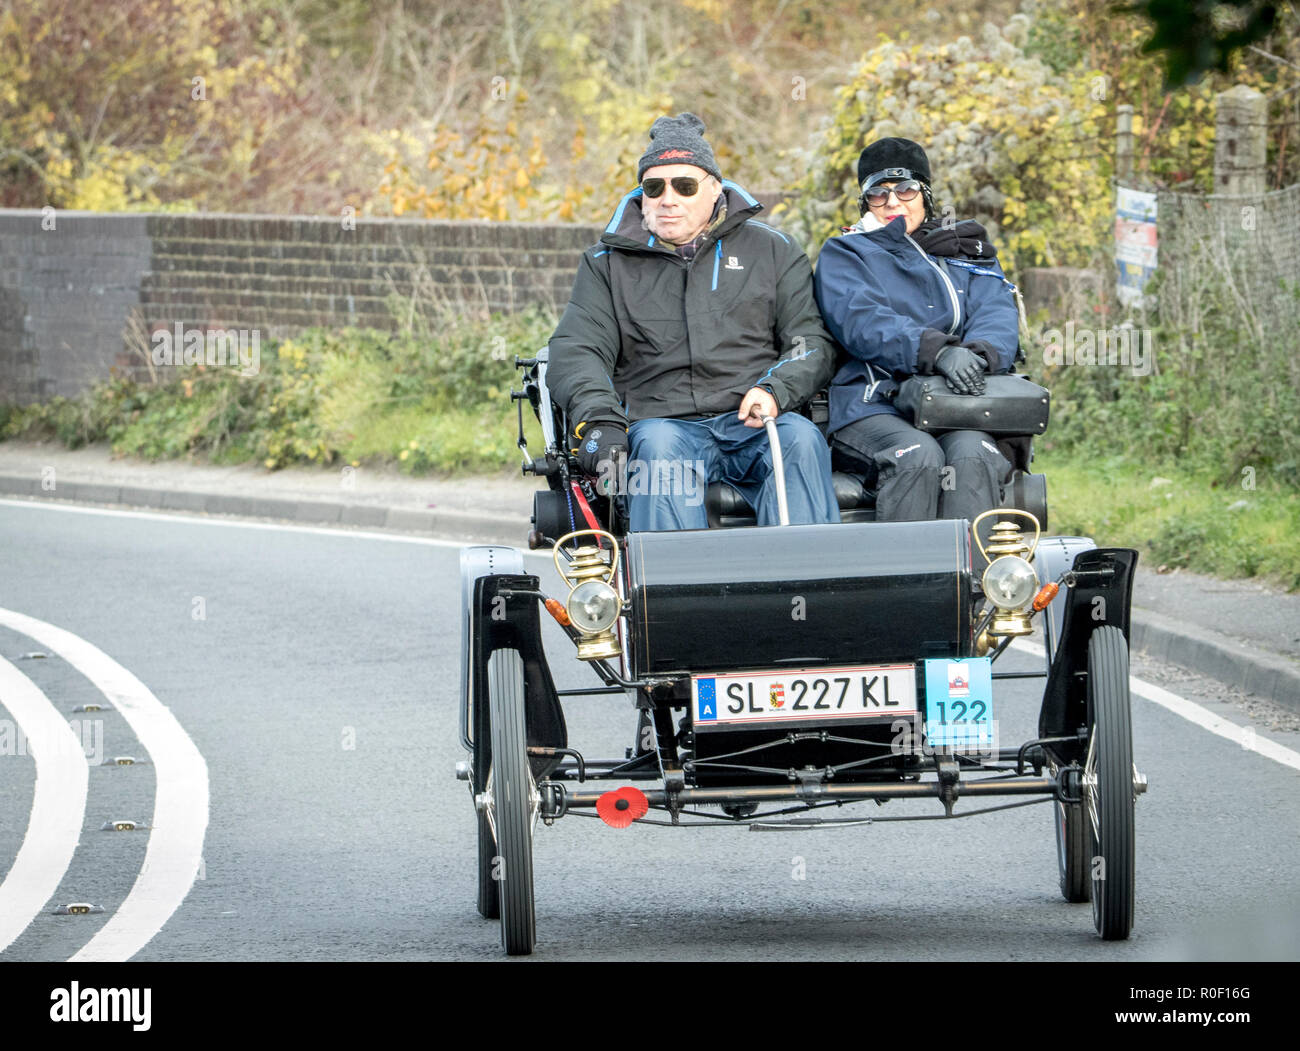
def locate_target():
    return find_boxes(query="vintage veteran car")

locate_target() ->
[458,351,1146,955]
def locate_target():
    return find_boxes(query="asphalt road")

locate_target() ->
[2,499,1298,961]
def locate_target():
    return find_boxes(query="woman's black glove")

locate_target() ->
[934,345,987,395]
[572,421,628,490]
[962,339,1004,374]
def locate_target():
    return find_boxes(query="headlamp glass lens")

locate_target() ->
[981,556,1038,611]
[566,580,621,633]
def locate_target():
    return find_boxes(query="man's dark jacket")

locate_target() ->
[548,182,837,430]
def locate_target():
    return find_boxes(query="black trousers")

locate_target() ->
[831,412,1013,529]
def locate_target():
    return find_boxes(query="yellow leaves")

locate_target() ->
[369,88,606,223]
[681,0,725,21]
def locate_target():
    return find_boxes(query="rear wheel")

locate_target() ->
[1083,625,1135,940]
[475,814,499,919]
[471,640,498,920]
[487,647,537,955]
[1054,786,1090,903]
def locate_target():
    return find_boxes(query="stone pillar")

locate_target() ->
[1214,85,1267,195]
[1116,104,1135,183]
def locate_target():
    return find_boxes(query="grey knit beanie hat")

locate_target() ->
[637,112,721,181]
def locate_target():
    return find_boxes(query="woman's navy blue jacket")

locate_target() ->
[813,216,1020,435]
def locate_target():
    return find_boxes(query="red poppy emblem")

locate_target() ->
[596,786,649,828]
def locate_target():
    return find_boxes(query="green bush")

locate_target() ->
[1041,450,1300,589]
[781,17,1110,271]
[1,305,557,474]
[1038,276,1300,487]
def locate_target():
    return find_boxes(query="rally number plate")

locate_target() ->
[922,657,996,751]
[692,664,917,727]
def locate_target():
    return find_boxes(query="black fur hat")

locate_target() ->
[856,137,932,192]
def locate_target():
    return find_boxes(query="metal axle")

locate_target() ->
[549,775,1056,810]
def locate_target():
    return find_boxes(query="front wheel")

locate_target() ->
[1083,625,1135,940]
[487,647,537,955]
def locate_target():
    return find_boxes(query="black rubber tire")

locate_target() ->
[1086,625,1135,940]
[471,636,498,920]
[488,648,536,955]
[476,812,499,920]
[1055,792,1090,903]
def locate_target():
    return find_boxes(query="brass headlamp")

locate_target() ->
[553,529,623,662]
[971,509,1042,641]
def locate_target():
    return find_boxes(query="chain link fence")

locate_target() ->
[1150,181,1300,343]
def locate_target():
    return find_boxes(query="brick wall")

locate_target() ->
[0,209,603,403]
[0,206,1082,404]
[0,212,153,402]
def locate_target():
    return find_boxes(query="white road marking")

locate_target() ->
[1012,638,1300,773]
[0,496,549,557]
[0,608,210,961]
[0,657,89,953]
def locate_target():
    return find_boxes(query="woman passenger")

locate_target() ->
[813,137,1022,528]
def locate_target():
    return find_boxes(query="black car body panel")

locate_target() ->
[469,574,568,782]
[1037,547,1139,765]
[625,519,974,677]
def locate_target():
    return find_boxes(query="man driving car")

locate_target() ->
[547,112,840,531]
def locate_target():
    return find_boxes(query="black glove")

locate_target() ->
[934,344,987,395]
[572,421,628,490]
[962,339,1005,374]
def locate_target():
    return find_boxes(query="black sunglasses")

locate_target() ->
[641,176,707,198]
[862,179,922,207]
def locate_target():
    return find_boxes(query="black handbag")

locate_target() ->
[894,373,1050,436]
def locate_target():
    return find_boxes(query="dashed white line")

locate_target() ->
[0,608,210,961]
[0,656,89,953]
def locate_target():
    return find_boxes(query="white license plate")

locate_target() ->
[692,664,918,727]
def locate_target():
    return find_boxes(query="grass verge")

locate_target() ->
[1037,449,1300,590]
[1,312,551,476]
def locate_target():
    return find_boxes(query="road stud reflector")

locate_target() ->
[52,903,105,915]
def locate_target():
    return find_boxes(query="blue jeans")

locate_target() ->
[625,413,840,532]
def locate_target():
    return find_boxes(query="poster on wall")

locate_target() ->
[1115,186,1158,309]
